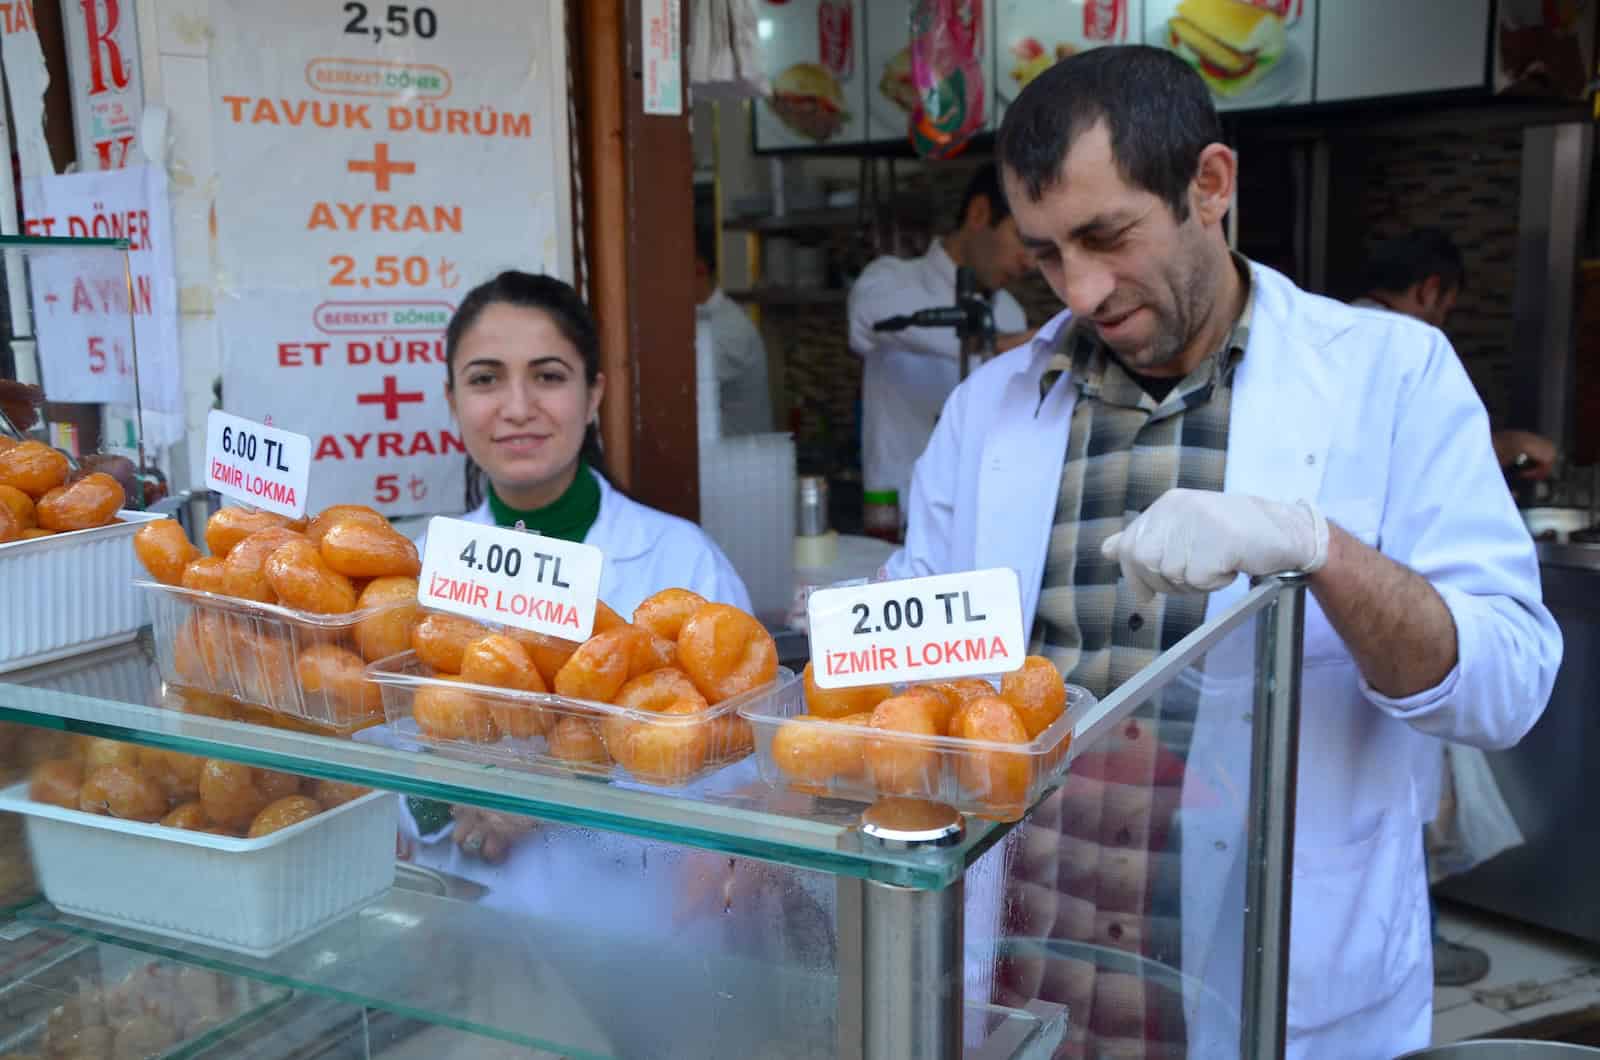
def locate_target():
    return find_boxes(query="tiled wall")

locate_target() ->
[1335,126,1525,426]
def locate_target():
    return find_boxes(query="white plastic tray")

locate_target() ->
[0,782,396,957]
[0,509,165,674]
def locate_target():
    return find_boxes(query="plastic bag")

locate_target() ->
[909,0,985,159]
[1425,743,1525,884]
[688,0,766,101]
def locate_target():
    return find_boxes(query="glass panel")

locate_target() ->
[0,640,1014,888]
[0,712,1061,1060]
[21,884,1053,1059]
[982,601,1264,1058]
[0,925,292,1057]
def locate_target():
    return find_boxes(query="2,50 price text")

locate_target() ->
[343,2,438,42]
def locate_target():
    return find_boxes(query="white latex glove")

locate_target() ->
[1101,490,1329,604]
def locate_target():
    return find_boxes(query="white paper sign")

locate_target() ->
[209,0,572,516]
[643,0,683,115]
[807,569,1026,689]
[205,410,312,518]
[419,517,603,640]
[22,165,183,436]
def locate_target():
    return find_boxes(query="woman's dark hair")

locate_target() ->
[997,45,1224,223]
[445,271,608,510]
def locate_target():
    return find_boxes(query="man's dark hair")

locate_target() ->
[996,45,1224,221]
[694,226,716,271]
[1362,228,1466,296]
[957,162,1012,228]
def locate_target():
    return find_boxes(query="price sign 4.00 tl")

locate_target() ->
[418,517,604,641]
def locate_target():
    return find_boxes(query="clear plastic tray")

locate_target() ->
[740,679,1096,821]
[367,651,799,788]
[140,580,412,732]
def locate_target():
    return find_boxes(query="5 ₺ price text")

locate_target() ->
[851,590,988,636]
[219,425,291,472]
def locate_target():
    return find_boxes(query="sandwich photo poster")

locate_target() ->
[994,0,1144,123]
[1143,0,1316,111]
[752,0,869,151]
[865,0,998,148]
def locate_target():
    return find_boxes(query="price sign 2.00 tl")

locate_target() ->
[807,569,1027,689]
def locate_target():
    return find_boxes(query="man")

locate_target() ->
[694,229,773,435]
[890,47,1560,1057]
[1357,228,1558,479]
[848,163,1036,512]
[1355,226,1547,990]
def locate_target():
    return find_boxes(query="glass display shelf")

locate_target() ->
[0,638,1017,889]
[8,888,1061,1060]
[0,919,297,1058]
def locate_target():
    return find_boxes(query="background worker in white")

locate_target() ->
[847,163,1036,508]
[1356,227,1558,481]
[891,46,1561,1058]
[694,228,774,435]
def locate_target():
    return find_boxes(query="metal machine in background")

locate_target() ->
[871,264,997,380]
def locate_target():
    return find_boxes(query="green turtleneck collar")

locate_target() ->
[486,461,601,544]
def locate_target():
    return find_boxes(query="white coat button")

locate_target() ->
[1214,840,1227,851]
[1305,454,1316,465]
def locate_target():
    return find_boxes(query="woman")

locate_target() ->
[440,269,748,617]
[403,271,751,866]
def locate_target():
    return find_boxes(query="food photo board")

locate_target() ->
[752,0,869,150]
[1142,0,1315,111]
[994,0,1143,123]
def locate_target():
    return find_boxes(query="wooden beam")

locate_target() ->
[621,0,698,521]
[578,0,634,492]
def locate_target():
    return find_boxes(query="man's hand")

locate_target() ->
[1101,490,1329,603]
[1492,429,1558,480]
[450,806,538,865]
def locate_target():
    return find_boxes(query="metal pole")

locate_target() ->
[121,247,149,504]
[1240,574,1307,1060]
[862,877,964,1060]
[840,799,966,1060]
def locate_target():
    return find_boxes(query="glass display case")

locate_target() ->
[0,577,1308,1059]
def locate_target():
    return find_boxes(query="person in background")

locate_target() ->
[403,270,749,869]
[1356,228,1558,479]
[847,162,1037,515]
[891,46,1559,1056]
[694,228,774,435]
[1354,228,1538,989]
